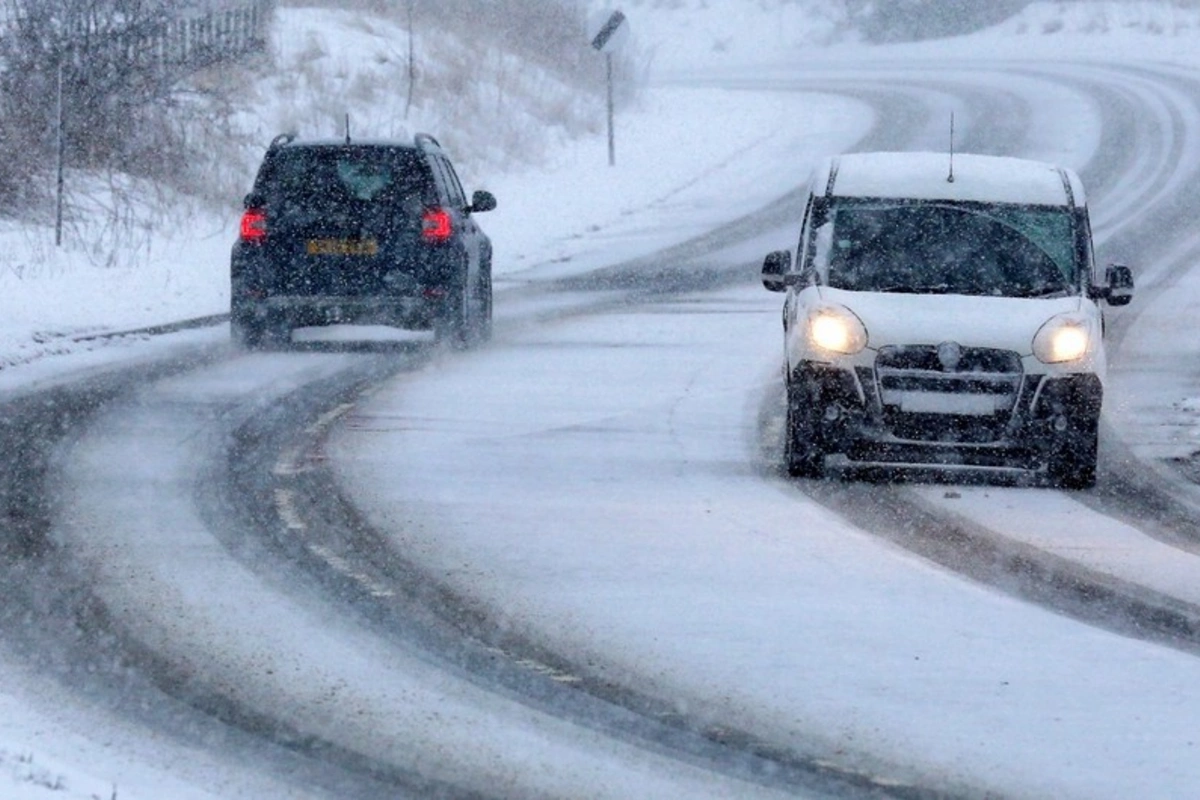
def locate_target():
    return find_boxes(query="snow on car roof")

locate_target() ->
[824,151,1086,208]
[277,138,421,150]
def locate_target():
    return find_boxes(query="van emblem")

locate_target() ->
[937,341,963,372]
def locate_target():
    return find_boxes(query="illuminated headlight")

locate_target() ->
[808,305,868,355]
[1033,315,1091,364]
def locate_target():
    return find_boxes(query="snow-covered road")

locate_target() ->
[12,21,1200,800]
[326,59,1200,798]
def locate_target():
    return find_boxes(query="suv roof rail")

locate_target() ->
[414,132,441,150]
[268,132,298,150]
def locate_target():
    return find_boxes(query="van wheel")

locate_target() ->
[1047,416,1098,490]
[784,379,825,479]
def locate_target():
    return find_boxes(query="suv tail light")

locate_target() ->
[240,208,267,243]
[422,207,453,243]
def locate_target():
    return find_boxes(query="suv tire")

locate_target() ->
[232,308,290,351]
[231,308,270,350]
[434,280,471,349]
[231,319,264,350]
[475,267,494,344]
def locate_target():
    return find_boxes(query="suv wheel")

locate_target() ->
[474,268,493,343]
[784,378,825,478]
[231,318,265,350]
[1047,415,1098,490]
[232,310,290,351]
[434,281,471,349]
[231,305,271,350]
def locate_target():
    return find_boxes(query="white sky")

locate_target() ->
[6,2,1200,798]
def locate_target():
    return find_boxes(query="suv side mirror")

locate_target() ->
[469,190,496,214]
[762,250,793,292]
[1104,263,1134,306]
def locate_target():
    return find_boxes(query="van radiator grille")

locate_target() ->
[871,345,1024,442]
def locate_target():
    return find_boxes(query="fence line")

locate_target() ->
[56,0,274,74]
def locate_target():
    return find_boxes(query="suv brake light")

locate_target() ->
[240,208,267,242]
[422,208,453,243]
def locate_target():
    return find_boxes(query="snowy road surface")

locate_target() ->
[10,20,1200,800]
[327,59,1200,798]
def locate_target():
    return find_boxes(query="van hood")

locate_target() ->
[818,288,1087,355]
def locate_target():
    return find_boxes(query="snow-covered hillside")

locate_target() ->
[615,0,850,73]
[1002,0,1200,36]
[244,7,603,182]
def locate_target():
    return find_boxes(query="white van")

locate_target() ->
[762,152,1133,488]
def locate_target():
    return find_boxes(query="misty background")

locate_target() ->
[0,0,1188,237]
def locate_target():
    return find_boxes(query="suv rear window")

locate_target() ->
[818,200,1077,298]
[260,146,434,225]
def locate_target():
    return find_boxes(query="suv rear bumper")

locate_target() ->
[230,238,468,333]
[791,361,1102,472]
[236,294,439,329]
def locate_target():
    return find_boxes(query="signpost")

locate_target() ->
[56,62,65,247]
[590,10,627,167]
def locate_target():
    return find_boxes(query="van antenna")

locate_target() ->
[947,112,955,183]
[345,113,351,144]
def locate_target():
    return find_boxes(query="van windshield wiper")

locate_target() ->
[870,283,955,294]
[1021,286,1072,298]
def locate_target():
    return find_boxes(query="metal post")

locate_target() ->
[405,0,415,119]
[606,52,615,167]
[55,62,65,247]
[590,10,626,168]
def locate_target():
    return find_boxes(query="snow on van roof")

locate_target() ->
[826,151,1086,207]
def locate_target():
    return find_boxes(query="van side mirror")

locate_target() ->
[244,192,265,209]
[762,250,793,292]
[1104,263,1134,306]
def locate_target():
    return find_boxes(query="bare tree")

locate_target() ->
[0,0,272,214]
[404,0,414,118]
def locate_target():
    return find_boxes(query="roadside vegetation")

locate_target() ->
[0,0,622,251]
[0,0,1058,242]
[4,0,1145,256]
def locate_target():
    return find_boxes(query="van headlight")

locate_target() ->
[808,305,868,355]
[1033,315,1091,364]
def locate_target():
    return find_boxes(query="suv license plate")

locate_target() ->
[306,238,379,256]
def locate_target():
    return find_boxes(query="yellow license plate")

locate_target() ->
[306,238,379,256]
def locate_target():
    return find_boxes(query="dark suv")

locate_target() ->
[231,132,496,348]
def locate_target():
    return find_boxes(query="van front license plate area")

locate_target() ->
[306,238,379,257]
[892,391,999,416]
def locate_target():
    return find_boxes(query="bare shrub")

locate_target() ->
[841,0,1030,43]
[287,0,616,95]
[0,0,273,221]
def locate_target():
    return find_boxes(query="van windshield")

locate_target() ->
[819,201,1077,298]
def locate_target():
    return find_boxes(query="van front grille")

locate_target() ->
[872,344,1024,442]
